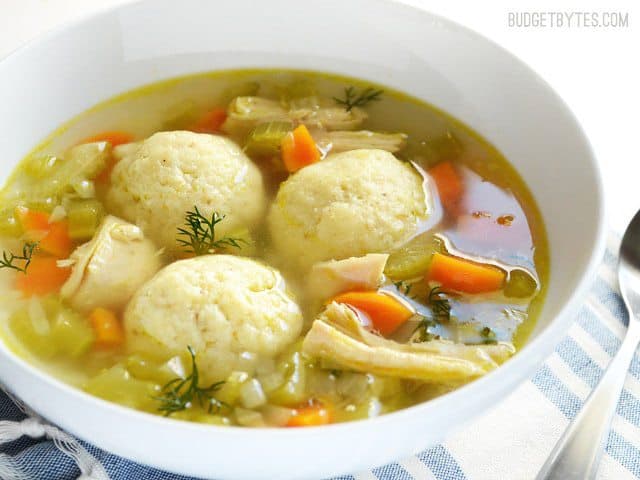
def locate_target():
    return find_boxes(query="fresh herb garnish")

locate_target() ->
[394,280,413,298]
[153,346,227,416]
[333,86,383,111]
[177,206,246,256]
[413,287,452,342]
[414,316,440,342]
[0,242,39,274]
[480,326,497,344]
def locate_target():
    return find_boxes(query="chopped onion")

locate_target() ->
[71,179,96,199]
[28,298,49,335]
[240,378,267,408]
[234,407,265,427]
[336,372,369,399]
[262,404,294,427]
[258,370,284,393]
[48,205,67,223]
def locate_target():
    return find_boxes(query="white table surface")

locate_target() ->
[1,0,638,233]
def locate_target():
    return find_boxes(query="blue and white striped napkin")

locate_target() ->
[1,235,638,480]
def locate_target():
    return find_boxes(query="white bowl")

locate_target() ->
[0,0,606,478]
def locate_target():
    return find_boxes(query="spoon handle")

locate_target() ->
[536,320,640,480]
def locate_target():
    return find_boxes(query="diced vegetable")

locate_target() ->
[302,303,515,382]
[427,252,505,294]
[84,364,160,411]
[15,256,71,296]
[286,403,331,427]
[81,131,134,147]
[16,207,73,258]
[89,307,125,348]
[281,124,320,173]
[244,121,293,157]
[504,268,539,298]
[269,346,308,406]
[428,162,463,211]
[66,199,104,240]
[234,407,265,427]
[219,81,260,104]
[15,206,49,232]
[24,155,60,179]
[126,354,186,385]
[49,308,95,357]
[0,209,21,236]
[239,378,267,408]
[331,291,414,336]
[384,233,441,280]
[191,108,227,133]
[317,130,407,154]
[9,297,94,359]
[9,308,58,358]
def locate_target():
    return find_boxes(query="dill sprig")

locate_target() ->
[413,287,452,342]
[153,346,228,416]
[0,242,39,274]
[480,326,497,344]
[428,287,451,323]
[333,86,383,111]
[394,280,414,298]
[176,206,246,256]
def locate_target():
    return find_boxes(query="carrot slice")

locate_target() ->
[89,308,125,348]
[426,252,505,294]
[286,404,331,427]
[331,291,414,336]
[15,256,71,296]
[428,162,463,211]
[15,207,73,258]
[38,221,73,258]
[16,207,73,258]
[15,206,49,232]
[190,108,227,133]
[281,124,320,173]
[81,131,134,147]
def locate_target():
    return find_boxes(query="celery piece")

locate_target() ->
[24,154,60,179]
[320,130,407,154]
[49,308,94,357]
[268,349,308,406]
[244,121,293,157]
[385,233,440,280]
[84,364,160,411]
[66,199,104,240]
[8,309,57,359]
[30,142,111,202]
[0,209,21,237]
[504,268,539,298]
[126,354,185,385]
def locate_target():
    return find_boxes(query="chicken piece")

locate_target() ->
[60,215,162,314]
[222,96,367,139]
[315,130,407,154]
[308,253,389,301]
[302,302,515,383]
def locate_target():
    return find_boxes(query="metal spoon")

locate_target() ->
[536,210,640,480]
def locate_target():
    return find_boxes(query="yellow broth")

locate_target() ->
[0,70,548,427]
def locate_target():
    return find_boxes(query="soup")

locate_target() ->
[0,70,548,427]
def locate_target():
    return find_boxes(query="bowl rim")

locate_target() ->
[0,0,607,443]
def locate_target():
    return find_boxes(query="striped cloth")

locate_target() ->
[1,235,638,480]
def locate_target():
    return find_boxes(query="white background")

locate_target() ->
[0,0,639,232]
